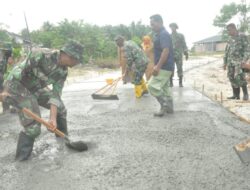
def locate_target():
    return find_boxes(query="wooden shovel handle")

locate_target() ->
[22,108,66,138]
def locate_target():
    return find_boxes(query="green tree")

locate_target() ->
[213,1,250,35]
[0,30,11,42]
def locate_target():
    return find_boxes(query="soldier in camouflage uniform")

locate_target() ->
[0,43,13,112]
[169,23,188,87]
[115,36,149,98]
[223,23,249,101]
[0,40,84,161]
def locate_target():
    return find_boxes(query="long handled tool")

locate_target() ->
[234,139,250,164]
[7,97,88,152]
[233,115,250,164]
[91,77,121,100]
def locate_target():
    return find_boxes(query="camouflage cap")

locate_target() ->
[114,35,124,41]
[0,42,12,51]
[169,23,179,29]
[61,40,84,63]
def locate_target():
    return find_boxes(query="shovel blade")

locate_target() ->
[234,139,250,164]
[91,93,119,100]
[65,140,88,152]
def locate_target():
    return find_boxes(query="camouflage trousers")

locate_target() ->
[4,80,67,139]
[227,65,247,88]
[0,72,4,92]
[130,61,148,85]
[173,56,183,78]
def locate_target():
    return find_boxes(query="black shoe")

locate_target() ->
[242,85,249,101]
[15,132,34,161]
[235,87,240,100]
[56,117,68,137]
[166,98,174,114]
[227,87,240,99]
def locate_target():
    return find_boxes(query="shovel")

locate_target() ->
[234,139,250,164]
[7,97,88,152]
[233,115,250,164]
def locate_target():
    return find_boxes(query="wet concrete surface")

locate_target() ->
[1,71,250,190]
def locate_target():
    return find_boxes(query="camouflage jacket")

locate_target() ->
[0,52,8,76]
[4,63,15,80]
[224,34,249,67]
[171,32,187,58]
[5,50,68,107]
[123,40,148,71]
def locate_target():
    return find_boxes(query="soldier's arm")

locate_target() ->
[242,36,250,63]
[49,77,66,108]
[181,34,188,52]
[223,44,229,70]
[48,104,57,131]
[181,34,188,60]
[46,77,66,131]
[124,44,134,69]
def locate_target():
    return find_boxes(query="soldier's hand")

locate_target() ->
[48,119,57,132]
[0,91,11,102]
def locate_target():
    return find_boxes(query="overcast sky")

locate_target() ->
[0,0,245,47]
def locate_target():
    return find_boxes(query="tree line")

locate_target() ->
[20,19,151,62]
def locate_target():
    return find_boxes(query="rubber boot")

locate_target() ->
[165,98,174,114]
[235,87,240,100]
[154,97,167,117]
[179,77,183,87]
[141,79,148,96]
[10,107,17,113]
[227,87,237,99]
[242,85,249,101]
[134,85,143,98]
[15,132,34,161]
[2,101,10,113]
[56,117,68,137]
[170,76,173,87]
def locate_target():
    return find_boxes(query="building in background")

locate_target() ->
[193,35,227,53]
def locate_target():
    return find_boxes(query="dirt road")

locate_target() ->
[0,64,250,190]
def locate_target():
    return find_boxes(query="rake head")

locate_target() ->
[91,93,119,100]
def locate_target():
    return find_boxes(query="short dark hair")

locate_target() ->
[226,23,237,30]
[150,14,163,24]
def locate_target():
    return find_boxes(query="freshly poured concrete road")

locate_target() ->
[0,75,250,190]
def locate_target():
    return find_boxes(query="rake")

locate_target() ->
[91,77,121,100]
